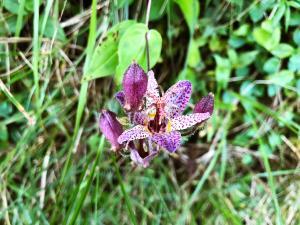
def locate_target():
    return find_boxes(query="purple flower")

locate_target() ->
[99,110,123,151]
[122,62,148,111]
[118,71,211,154]
[194,93,214,115]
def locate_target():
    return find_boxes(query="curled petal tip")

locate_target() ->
[194,94,214,115]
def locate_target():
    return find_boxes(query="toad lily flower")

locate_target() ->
[118,71,212,153]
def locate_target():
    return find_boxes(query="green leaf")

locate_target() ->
[249,4,265,22]
[271,43,294,58]
[39,15,66,42]
[24,0,42,12]
[237,51,259,68]
[150,0,167,21]
[0,15,20,35]
[288,53,300,72]
[272,2,285,26]
[84,37,118,80]
[0,124,8,142]
[293,29,300,46]
[84,20,135,81]
[267,70,294,86]
[187,39,201,67]
[174,0,199,33]
[263,57,281,74]
[233,24,250,36]
[116,23,162,84]
[214,55,231,89]
[3,0,20,14]
[253,20,280,51]
[116,0,134,8]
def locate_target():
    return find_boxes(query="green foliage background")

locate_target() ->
[0,0,299,224]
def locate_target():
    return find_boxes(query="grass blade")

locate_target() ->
[63,136,105,225]
[113,155,138,225]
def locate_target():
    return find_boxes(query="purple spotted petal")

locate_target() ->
[194,93,214,115]
[118,125,151,144]
[99,110,123,151]
[162,80,192,118]
[123,62,148,111]
[145,70,160,107]
[132,112,147,125]
[151,131,181,153]
[130,148,158,168]
[115,91,125,107]
[170,112,211,131]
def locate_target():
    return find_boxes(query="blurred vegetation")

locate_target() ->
[0,0,300,224]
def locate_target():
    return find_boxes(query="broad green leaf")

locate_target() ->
[3,0,20,14]
[293,29,300,46]
[263,57,281,74]
[288,53,300,72]
[272,2,285,26]
[237,51,259,68]
[116,23,162,84]
[3,0,41,14]
[209,35,223,51]
[249,4,265,22]
[0,102,12,118]
[24,0,42,12]
[84,37,118,80]
[150,0,167,21]
[187,39,201,67]
[229,36,245,48]
[0,124,8,142]
[117,0,134,8]
[174,0,199,33]
[84,20,135,81]
[267,70,294,86]
[39,15,66,42]
[271,43,294,58]
[267,84,278,97]
[288,1,300,9]
[234,24,250,36]
[0,15,19,35]
[289,12,300,26]
[253,25,280,51]
[227,49,238,66]
[214,55,231,89]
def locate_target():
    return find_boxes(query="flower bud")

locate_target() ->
[99,110,123,151]
[122,62,148,111]
[194,93,214,115]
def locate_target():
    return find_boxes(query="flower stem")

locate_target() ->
[145,0,152,71]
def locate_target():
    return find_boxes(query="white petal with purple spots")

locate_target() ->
[151,131,181,153]
[170,112,211,131]
[118,125,151,144]
[162,80,192,118]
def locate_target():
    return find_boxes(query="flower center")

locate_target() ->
[147,103,170,133]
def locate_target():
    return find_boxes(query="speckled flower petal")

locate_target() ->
[118,125,151,144]
[123,62,148,111]
[130,148,159,168]
[145,70,160,107]
[132,112,147,125]
[194,93,214,115]
[152,131,181,153]
[115,91,125,107]
[170,112,211,131]
[162,80,192,118]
